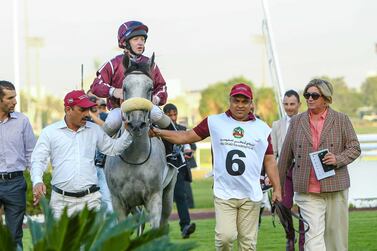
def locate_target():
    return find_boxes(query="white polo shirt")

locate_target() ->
[208,113,271,202]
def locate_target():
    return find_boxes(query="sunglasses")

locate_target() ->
[303,92,322,100]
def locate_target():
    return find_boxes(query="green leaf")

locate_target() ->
[40,197,56,233]
[27,202,194,251]
[0,223,16,251]
[128,224,168,250]
[89,213,145,251]
[27,216,44,246]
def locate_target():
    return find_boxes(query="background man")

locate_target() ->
[87,95,113,213]
[163,103,196,239]
[152,83,282,251]
[0,80,36,249]
[271,89,303,251]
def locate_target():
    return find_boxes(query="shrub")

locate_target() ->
[24,171,52,215]
[1,198,195,251]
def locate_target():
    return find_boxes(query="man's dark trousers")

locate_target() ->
[0,175,27,249]
[282,168,304,250]
[174,169,191,230]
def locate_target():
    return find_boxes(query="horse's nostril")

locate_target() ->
[140,122,147,129]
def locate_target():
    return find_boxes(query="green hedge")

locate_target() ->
[24,171,52,215]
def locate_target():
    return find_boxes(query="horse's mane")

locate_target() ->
[123,55,153,79]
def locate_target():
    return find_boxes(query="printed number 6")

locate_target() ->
[226,150,246,176]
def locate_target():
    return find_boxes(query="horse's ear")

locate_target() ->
[149,52,155,70]
[122,53,132,72]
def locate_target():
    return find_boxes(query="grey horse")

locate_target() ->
[104,54,177,229]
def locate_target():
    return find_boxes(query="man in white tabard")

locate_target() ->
[151,83,282,251]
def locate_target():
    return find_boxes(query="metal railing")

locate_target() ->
[194,134,377,167]
[359,134,377,157]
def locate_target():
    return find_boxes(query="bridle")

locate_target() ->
[118,66,154,166]
[118,111,153,166]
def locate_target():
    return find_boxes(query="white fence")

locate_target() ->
[196,134,377,162]
[358,134,377,157]
[195,134,377,207]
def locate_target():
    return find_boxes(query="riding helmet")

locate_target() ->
[117,21,148,49]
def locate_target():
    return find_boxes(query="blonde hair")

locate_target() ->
[304,79,333,104]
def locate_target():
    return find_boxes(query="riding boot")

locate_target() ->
[150,105,185,168]
[162,123,175,156]
[161,123,186,168]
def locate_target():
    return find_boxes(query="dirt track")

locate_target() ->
[170,207,377,221]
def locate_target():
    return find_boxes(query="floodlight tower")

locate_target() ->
[261,0,285,118]
[13,0,21,107]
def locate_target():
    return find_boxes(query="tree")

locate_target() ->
[315,76,362,117]
[198,77,281,125]
[361,75,377,109]
[254,87,278,125]
[199,76,254,117]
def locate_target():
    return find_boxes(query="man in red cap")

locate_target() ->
[31,90,133,218]
[151,83,282,251]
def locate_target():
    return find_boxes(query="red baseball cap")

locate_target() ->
[229,83,253,99]
[64,90,96,108]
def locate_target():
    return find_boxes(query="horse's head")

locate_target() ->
[121,54,155,136]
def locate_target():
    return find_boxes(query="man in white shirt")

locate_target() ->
[31,90,133,218]
[271,90,302,251]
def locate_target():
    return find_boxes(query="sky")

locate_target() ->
[1,0,377,98]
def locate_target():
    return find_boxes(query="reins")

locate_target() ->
[119,136,152,165]
[268,190,310,234]
[118,112,153,166]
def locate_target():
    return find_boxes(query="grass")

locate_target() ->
[22,179,377,250]
[170,211,377,251]
[189,177,214,210]
[353,121,377,134]
[22,211,377,251]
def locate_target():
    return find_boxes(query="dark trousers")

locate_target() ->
[282,168,305,250]
[184,181,195,208]
[0,175,26,249]
[174,170,191,231]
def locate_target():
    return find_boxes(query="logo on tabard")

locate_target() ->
[233,127,244,138]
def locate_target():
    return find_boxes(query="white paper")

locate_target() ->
[309,149,335,180]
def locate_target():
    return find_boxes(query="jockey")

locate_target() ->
[90,20,180,166]
[90,20,167,108]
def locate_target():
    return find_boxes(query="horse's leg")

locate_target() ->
[160,172,177,227]
[145,192,162,229]
[111,195,129,222]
